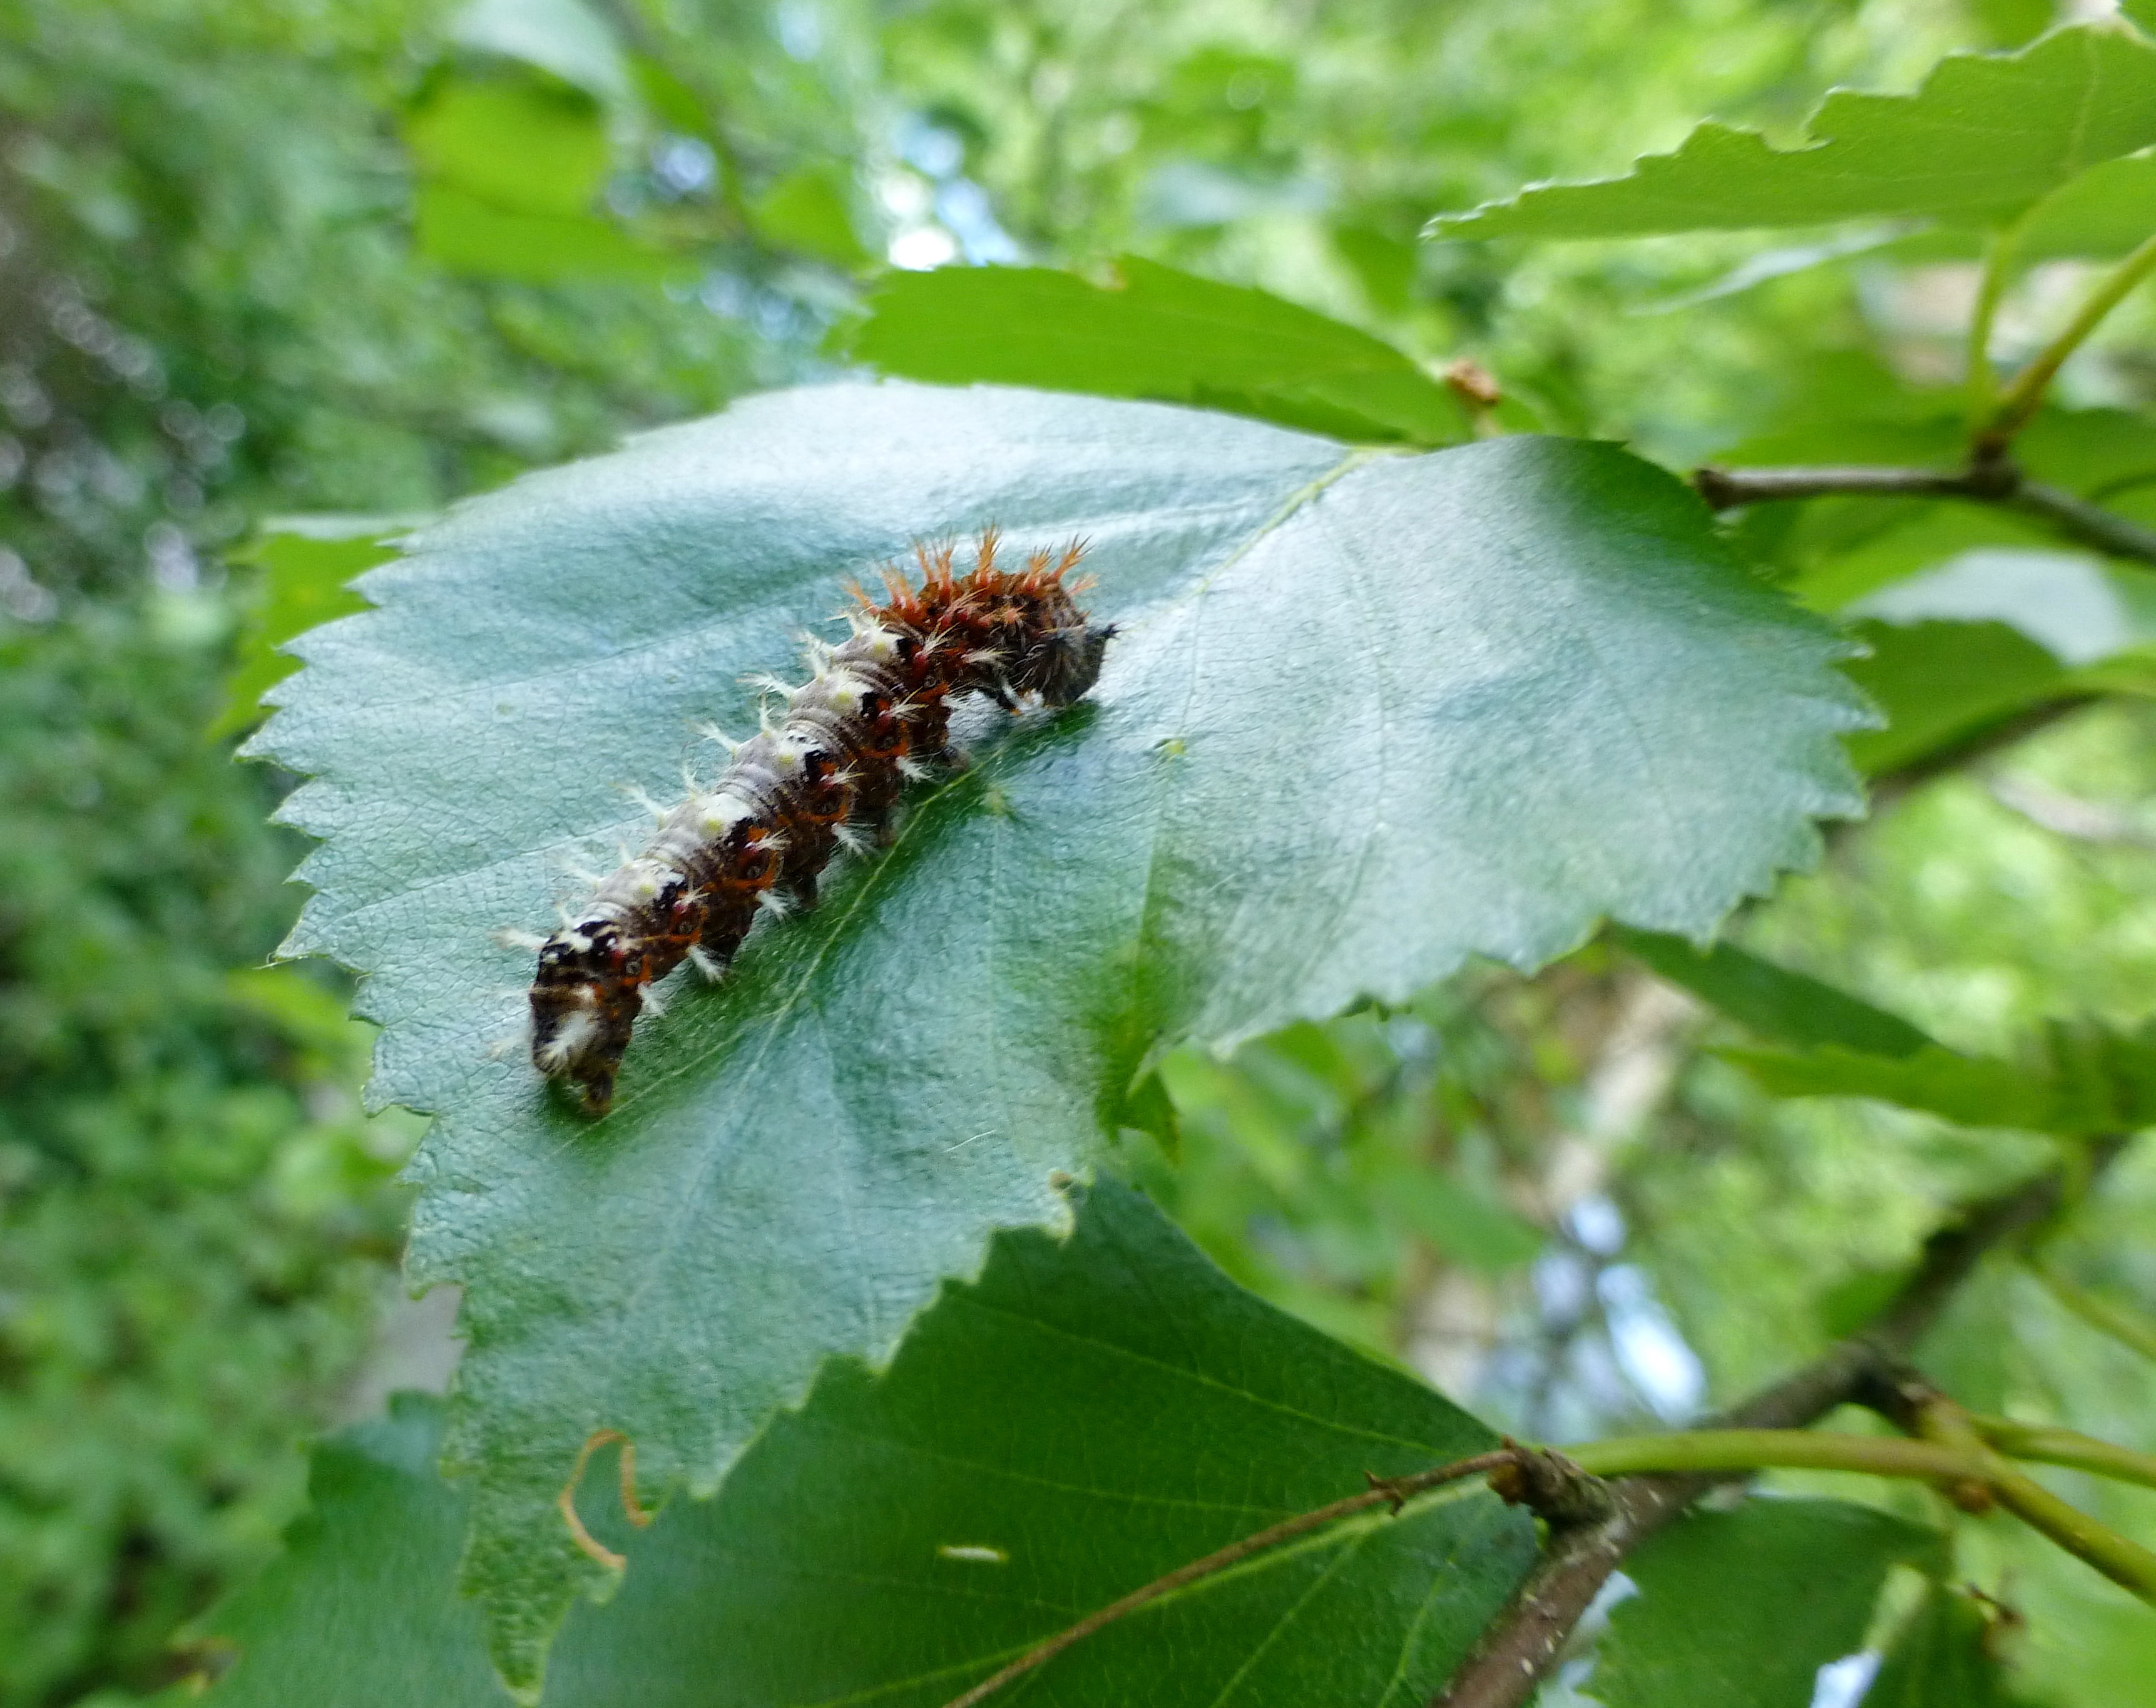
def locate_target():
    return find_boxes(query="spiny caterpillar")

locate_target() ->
[523,530,1113,1116]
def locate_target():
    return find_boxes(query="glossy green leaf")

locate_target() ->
[256,381,1864,1688]
[1429,24,2156,240]
[1612,927,1934,1055]
[201,1184,1536,1707]
[1591,1499,1946,1708]
[215,521,401,740]
[846,257,1472,444]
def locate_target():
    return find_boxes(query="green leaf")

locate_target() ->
[215,521,400,740]
[2014,151,2156,262]
[1866,1583,2030,1707]
[196,1394,509,1706]
[413,185,679,284]
[1725,1043,2053,1129]
[1591,1498,1945,1708]
[1840,619,2070,779]
[406,78,612,220]
[1429,24,2156,241]
[256,381,1864,1688]
[844,258,1472,444]
[750,164,872,270]
[202,1185,1537,1707]
[1611,927,1934,1056]
[1377,1168,1543,1272]
[1729,1014,2156,1134]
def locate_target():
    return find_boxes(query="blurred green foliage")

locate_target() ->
[0,608,417,1705]
[4,0,2156,1700]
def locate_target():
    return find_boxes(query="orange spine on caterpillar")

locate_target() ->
[523,529,1113,1116]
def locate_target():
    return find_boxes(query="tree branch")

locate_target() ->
[1692,461,2156,568]
[1430,1134,2131,1708]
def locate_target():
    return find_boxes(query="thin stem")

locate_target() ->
[1990,1469,2156,1603]
[1900,1383,2156,1606]
[1433,1137,2132,1708]
[1965,222,2021,423]
[936,1450,1521,1708]
[1975,1416,2156,1493]
[2025,1256,2156,1363]
[1979,228,2156,453]
[1567,1429,1983,1485]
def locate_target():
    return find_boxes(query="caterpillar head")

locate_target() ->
[529,921,635,1115]
[1022,619,1116,707]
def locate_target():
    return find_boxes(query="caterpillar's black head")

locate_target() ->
[1025,620,1116,707]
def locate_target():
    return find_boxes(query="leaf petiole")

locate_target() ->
[1977,227,2156,454]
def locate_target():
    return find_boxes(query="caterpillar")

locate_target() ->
[523,530,1113,1117]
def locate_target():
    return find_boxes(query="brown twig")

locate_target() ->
[1692,461,2156,568]
[1430,1135,2130,1708]
[936,1447,1547,1708]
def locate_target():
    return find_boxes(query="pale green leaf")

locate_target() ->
[255,381,1864,1688]
[1429,25,2156,241]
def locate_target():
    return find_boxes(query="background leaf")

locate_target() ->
[1590,1498,1946,1708]
[1722,1018,2156,1134]
[1840,619,2071,778]
[846,258,1472,444]
[1867,1583,2036,1707]
[201,1184,1537,1707]
[257,381,1863,1687]
[404,79,612,219]
[1612,926,1934,1055]
[215,521,402,740]
[1429,24,2156,240]
[750,165,872,270]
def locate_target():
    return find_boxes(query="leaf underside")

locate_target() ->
[255,379,1864,1687]
[202,1184,1537,1707]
